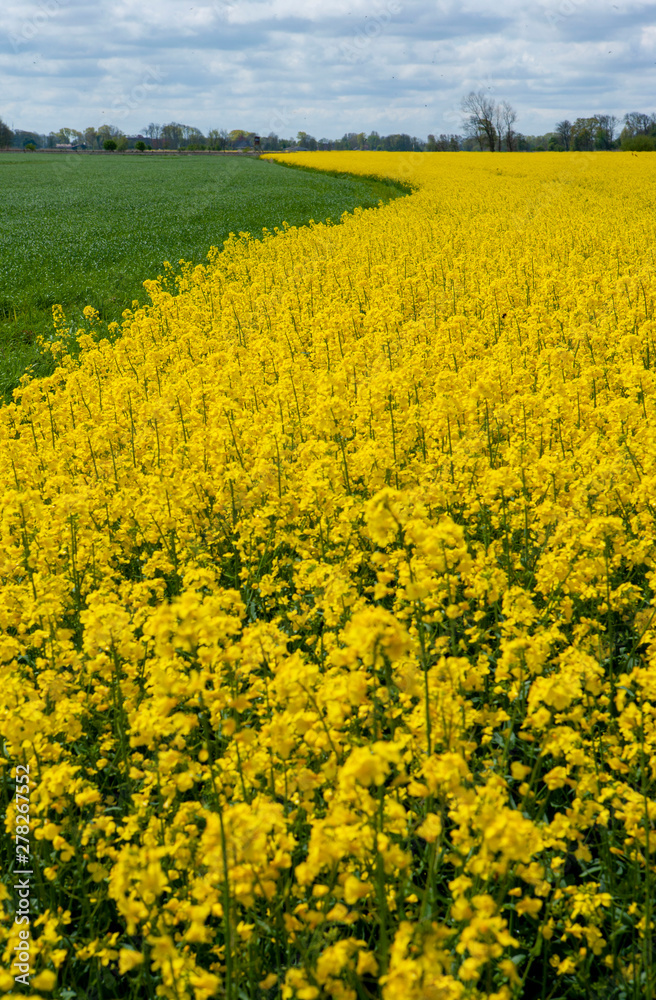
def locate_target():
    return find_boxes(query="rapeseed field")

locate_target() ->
[0,153,405,399]
[1,151,656,999]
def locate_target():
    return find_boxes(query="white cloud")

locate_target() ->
[1,0,655,137]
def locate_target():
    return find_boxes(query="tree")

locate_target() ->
[594,114,619,150]
[518,134,552,151]
[12,129,40,148]
[429,133,461,151]
[227,129,254,149]
[103,139,117,150]
[0,118,14,147]
[500,101,518,151]
[623,112,655,137]
[555,120,572,150]
[494,103,504,151]
[571,117,596,151]
[55,127,78,144]
[161,123,184,148]
[622,133,655,152]
[97,124,123,146]
[385,133,414,151]
[182,125,204,147]
[461,90,497,151]
[207,129,228,150]
[296,131,317,150]
[84,127,98,149]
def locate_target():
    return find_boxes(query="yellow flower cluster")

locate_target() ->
[1,151,656,999]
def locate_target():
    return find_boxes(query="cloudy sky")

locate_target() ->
[1,0,655,139]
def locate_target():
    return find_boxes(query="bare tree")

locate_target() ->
[499,101,518,151]
[494,103,504,151]
[461,93,518,151]
[461,90,497,151]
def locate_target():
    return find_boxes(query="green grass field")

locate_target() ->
[0,153,405,399]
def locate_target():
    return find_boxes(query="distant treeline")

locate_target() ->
[1,112,655,154]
